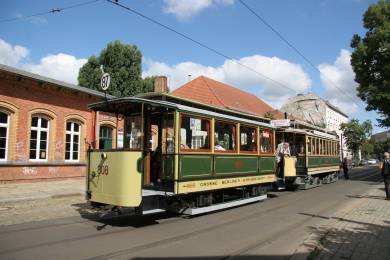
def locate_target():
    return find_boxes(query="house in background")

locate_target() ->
[171,76,284,119]
[0,64,121,183]
[280,93,351,159]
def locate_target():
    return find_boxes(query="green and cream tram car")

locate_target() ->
[274,120,340,190]
[87,94,277,215]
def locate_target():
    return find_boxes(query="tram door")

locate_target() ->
[144,113,162,187]
[143,107,175,189]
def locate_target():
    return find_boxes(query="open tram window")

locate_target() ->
[295,135,305,155]
[162,113,174,153]
[214,121,236,152]
[315,138,320,155]
[180,115,210,151]
[324,140,328,155]
[308,137,312,155]
[240,125,257,152]
[260,129,273,153]
[124,114,143,150]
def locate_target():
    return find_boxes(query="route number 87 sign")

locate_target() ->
[101,73,111,91]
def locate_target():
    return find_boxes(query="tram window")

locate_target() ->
[312,138,316,155]
[124,115,143,149]
[214,121,236,152]
[180,115,210,150]
[324,140,328,155]
[240,125,257,152]
[308,137,312,155]
[295,135,305,155]
[316,139,320,155]
[260,129,273,153]
[162,113,174,153]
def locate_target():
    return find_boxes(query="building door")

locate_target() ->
[99,126,113,149]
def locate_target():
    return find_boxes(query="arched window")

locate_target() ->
[99,126,113,149]
[0,111,9,160]
[65,121,80,161]
[30,116,49,160]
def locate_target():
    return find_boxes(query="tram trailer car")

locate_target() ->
[86,95,278,215]
[274,121,341,190]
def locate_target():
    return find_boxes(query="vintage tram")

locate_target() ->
[86,94,341,215]
[87,94,277,215]
[274,119,340,190]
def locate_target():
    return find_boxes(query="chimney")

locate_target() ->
[154,76,168,93]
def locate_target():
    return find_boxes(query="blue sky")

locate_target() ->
[0,0,385,133]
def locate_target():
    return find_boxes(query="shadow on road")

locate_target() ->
[72,202,180,230]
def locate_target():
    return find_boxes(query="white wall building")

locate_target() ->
[280,93,352,160]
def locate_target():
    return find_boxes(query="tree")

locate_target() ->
[361,142,374,159]
[341,119,372,158]
[350,0,390,127]
[78,41,152,97]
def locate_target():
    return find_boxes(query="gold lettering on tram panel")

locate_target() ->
[222,179,241,185]
[199,181,218,187]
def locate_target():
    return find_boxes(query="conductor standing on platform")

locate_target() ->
[275,139,290,189]
[381,152,390,200]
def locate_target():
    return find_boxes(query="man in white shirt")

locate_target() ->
[275,140,291,189]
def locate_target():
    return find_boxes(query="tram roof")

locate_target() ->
[89,97,274,128]
[278,127,339,140]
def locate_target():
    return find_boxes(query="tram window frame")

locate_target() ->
[214,120,237,153]
[239,124,257,153]
[180,114,211,152]
[259,128,273,154]
[124,114,143,151]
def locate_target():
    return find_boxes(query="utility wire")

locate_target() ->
[239,0,364,110]
[105,0,298,94]
[0,0,101,23]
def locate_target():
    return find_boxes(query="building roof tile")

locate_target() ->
[172,76,276,117]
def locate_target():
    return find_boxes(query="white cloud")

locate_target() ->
[0,39,29,66]
[22,54,87,85]
[143,54,311,108]
[0,38,86,85]
[318,49,359,113]
[162,0,234,20]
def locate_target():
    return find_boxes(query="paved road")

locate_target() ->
[0,166,383,260]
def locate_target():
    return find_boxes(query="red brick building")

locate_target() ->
[0,64,120,183]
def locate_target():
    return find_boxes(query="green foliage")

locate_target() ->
[350,0,390,127]
[370,138,390,158]
[78,41,153,97]
[361,142,374,159]
[141,76,158,93]
[341,119,372,155]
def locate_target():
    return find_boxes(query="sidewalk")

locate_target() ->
[0,178,85,204]
[294,183,390,260]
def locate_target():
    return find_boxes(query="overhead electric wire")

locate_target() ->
[239,0,364,110]
[0,0,101,24]
[105,0,298,94]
